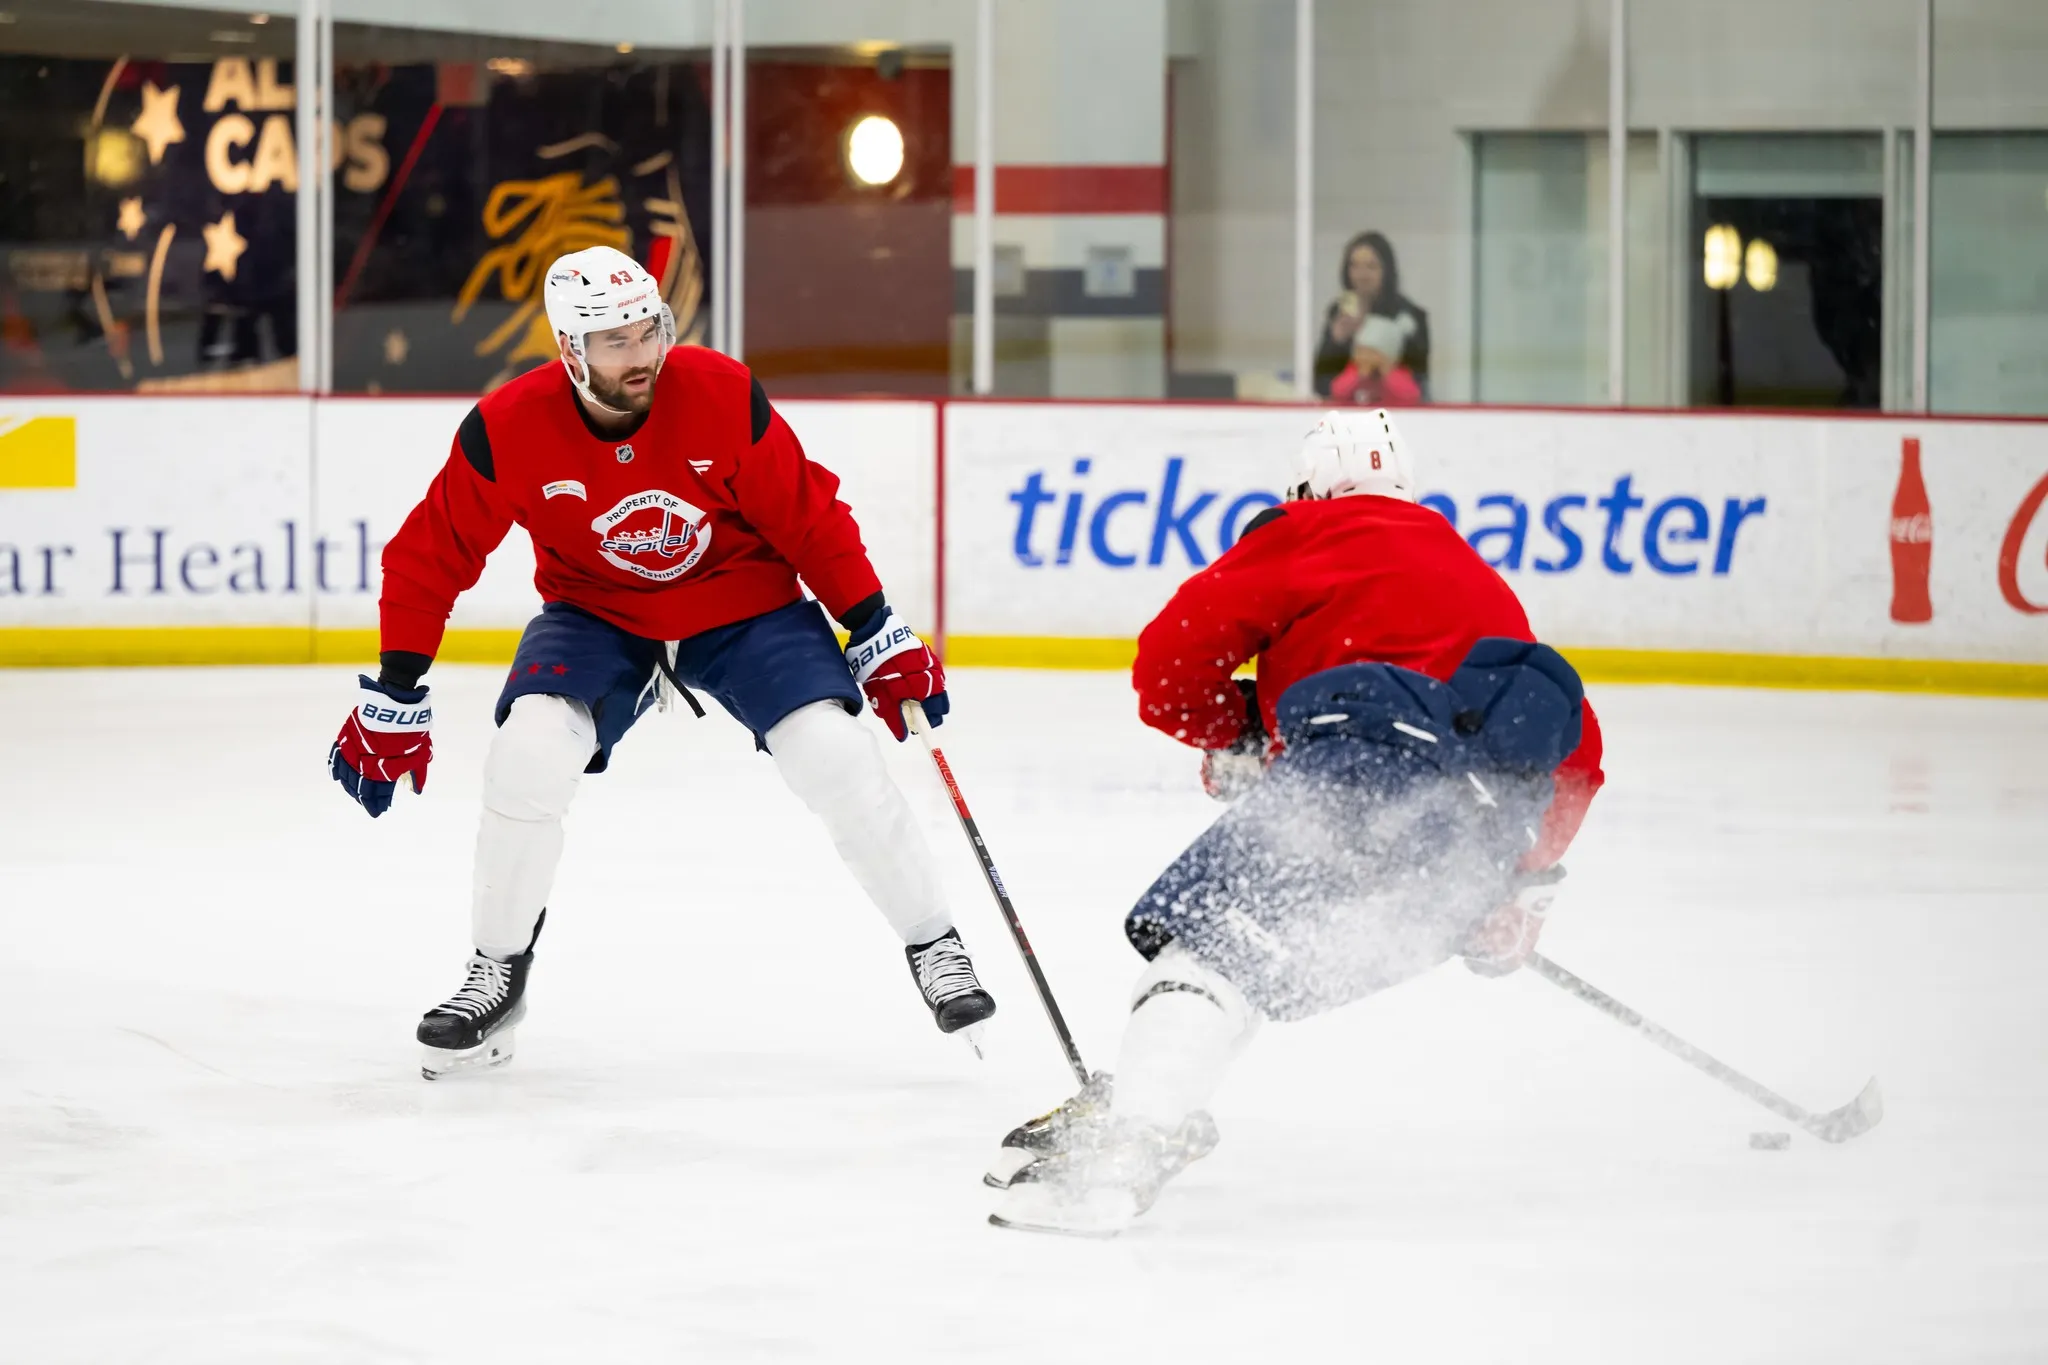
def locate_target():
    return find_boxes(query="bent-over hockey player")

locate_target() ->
[988,409,1604,1234]
[328,245,994,1078]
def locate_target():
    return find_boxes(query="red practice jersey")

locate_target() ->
[379,348,882,656]
[1133,494,1604,869]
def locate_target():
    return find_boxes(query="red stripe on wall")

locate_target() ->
[951,165,1167,215]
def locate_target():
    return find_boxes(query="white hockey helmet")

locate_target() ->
[1287,408,1417,503]
[543,245,676,412]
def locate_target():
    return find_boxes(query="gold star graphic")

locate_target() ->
[383,329,409,365]
[116,197,146,241]
[202,210,248,281]
[131,81,186,165]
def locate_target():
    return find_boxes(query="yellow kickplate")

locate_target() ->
[0,416,78,489]
[942,636,2048,699]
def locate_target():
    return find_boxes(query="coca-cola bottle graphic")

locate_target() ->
[1889,436,1933,624]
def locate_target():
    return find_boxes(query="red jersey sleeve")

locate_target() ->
[1133,518,1299,750]
[379,430,516,658]
[1523,699,1605,872]
[729,405,883,621]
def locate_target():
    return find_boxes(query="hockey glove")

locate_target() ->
[1200,678,1269,802]
[845,606,948,742]
[329,675,433,818]
[1461,865,1564,977]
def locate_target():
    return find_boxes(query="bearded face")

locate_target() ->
[569,318,662,414]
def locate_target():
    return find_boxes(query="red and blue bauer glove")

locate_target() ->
[1201,677,1270,802]
[845,606,948,742]
[1462,865,1565,977]
[329,675,433,817]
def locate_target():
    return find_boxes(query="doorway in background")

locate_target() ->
[1688,134,1885,409]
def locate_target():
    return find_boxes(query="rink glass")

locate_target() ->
[0,0,2043,415]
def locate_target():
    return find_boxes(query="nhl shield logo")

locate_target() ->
[592,489,713,581]
[615,443,635,464]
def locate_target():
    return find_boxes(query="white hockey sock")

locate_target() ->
[1114,944,1262,1130]
[765,699,952,945]
[472,694,597,960]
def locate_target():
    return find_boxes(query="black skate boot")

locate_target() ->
[905,928,996,1043]
[417,942,535,1080]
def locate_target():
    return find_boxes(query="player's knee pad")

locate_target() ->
[1129,942,1263,1045]
[765,699,884,814]
[484,694,597,822]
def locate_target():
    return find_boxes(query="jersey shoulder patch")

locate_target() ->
[1239,506,1287,538]
[750,377,771,444]
[456,404,494,481]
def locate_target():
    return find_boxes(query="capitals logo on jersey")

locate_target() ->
[591,489,713,582]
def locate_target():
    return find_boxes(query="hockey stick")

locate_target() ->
[1525,952,1883,1143]
[903,701,1093,1088]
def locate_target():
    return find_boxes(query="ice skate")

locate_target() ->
[417,946,533,1080]
[905,928,996,1052]
[985,1071,1114,1188]
[985,1073,1217,1189]
[988,1111,1217,1237]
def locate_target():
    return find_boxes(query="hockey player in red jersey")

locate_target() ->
[328,246,995,1078]
[989,409,1605,1234]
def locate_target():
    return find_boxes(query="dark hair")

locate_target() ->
[1339,231,1402,310]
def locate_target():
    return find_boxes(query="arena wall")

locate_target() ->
[1,394,2043,693]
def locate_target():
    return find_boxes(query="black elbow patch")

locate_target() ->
[1241,506,1287,537]
[457,404,495,481]
[750,377,772,444]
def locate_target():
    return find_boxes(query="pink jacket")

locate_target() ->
[1331,362,1422,407]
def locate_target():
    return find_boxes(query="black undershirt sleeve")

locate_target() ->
[837,592,887,637]
[377,651,433,693]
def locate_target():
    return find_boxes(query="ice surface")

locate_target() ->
[2,666,2046,1362]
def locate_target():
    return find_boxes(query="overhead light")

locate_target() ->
[847,114,904,186]
[248,12,270,23]
[1744,237,1779,292]
[1703,224,1743,291]
[88,128,143,187]
[487,57,534,76]
[210,29,256,43]
[615,41,634,55]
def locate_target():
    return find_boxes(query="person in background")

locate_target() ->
[1313,231,1430,400]
[1329,313,1423,408]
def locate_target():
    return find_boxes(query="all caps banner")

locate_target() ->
[942,403,2048,664]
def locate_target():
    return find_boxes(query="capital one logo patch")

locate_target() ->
[591,489,713,581]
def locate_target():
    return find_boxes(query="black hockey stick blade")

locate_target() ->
[1806,1075,1884,1144]
[1525,952,1885,1144]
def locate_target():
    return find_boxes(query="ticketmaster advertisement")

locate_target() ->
[942,403,2048,667]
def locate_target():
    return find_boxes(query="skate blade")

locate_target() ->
[988,1183,1138,1238]
[957,1021,987,1061]
[983,1143,1038,1190]
[988,1213,1122,1239]
[420,1027,517,1081]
